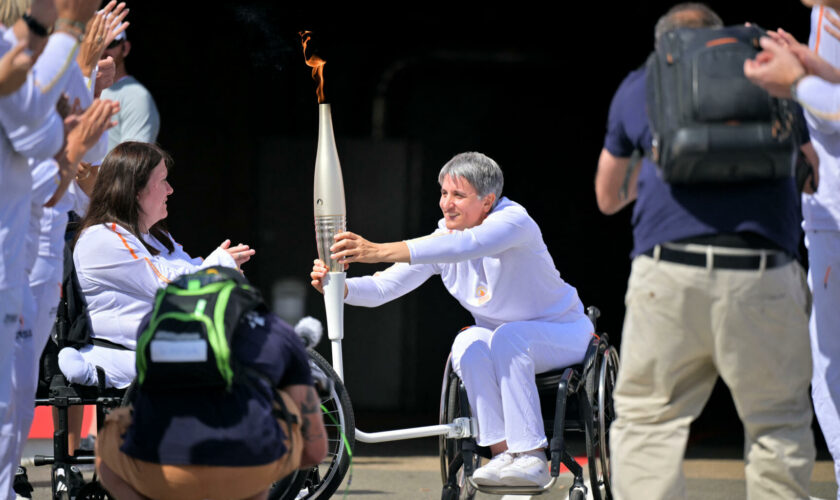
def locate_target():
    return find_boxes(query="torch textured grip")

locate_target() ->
[315,215,347,272]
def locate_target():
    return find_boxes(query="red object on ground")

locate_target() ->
[559,457,588,473]
[28,405,94,438]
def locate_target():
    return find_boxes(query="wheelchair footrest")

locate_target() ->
[467,476,558,495]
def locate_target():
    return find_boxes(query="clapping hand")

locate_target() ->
[220,239,256,268]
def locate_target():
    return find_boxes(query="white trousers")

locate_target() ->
[58,345,135,389]
[450,317,593,452]
[0,287,22,500]
[806,230,840,498]
[10,280,60,468]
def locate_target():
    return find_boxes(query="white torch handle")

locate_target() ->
[322,271,346,379]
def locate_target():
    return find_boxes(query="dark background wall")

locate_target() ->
[121,2,817,445]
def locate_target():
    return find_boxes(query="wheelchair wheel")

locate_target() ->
[270,349,355,500]
[584,342,618,500]
[597,345,619,498]
[439,357,478,500]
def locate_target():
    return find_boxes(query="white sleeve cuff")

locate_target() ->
[202,247,237,269]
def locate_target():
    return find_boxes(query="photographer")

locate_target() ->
[596,4,815,498]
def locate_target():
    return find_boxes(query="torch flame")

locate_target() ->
[300,30,326,104]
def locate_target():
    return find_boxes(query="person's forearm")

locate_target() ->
[376,241,410,263]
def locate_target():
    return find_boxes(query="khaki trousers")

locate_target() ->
[97,391,303,500]
[610,254,815,500]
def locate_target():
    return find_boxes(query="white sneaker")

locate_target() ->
[499,450,550,487]
[471,451,514,486]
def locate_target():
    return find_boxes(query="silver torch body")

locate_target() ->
[313,103,347,379]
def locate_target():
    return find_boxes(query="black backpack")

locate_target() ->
[135,266,265,391]
[645,24,798,184]
[52,212,95,349]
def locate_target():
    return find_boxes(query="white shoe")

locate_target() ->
[499,450,550,487]
[471,451,514,486]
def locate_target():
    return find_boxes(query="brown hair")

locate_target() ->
[76,142,174,256]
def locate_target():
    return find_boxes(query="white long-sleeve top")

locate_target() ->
[26,161,89,286]
[0,29,79,129]
[345,197,585,330]
[25,59,109,284]
[73,223,236,349]
[0,28,80,291]
[801,6,840,231]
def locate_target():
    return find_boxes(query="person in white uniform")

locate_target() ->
[60,142,255,390]
[745,7,840,495]
[0,1,101,495]
[13,50,111,482]
[310,152,592,487]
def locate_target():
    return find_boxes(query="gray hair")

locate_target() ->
[654,3,722,45]
[438,152,504,203]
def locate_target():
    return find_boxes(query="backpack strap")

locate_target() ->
[90,338,131,351]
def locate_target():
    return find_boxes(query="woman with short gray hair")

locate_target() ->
[310,151,592,487]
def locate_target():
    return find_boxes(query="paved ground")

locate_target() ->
[22,438,839,499]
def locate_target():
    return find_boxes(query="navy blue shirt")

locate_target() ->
[121,312,313,466]
[604,67,802,257]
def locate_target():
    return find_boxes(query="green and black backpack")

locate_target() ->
[136,266,265,391]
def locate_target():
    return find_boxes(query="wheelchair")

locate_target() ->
[27,224,130,500]
[32,343,130,500]
[438,306,619,500]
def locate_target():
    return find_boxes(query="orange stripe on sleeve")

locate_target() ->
[110,223,139,260]
[816,6,825,54]
[144,257,171,284]
[705,37,737,47]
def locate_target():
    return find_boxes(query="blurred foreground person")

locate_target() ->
[598,3,814,498]
[0,0,101,495]
[96,267,327,500]
[745,4,840,496]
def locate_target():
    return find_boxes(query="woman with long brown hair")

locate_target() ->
[58,141,255,389]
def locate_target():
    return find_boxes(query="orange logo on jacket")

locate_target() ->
[475,286,491,305]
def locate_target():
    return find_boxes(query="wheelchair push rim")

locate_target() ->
[270,349,355,500]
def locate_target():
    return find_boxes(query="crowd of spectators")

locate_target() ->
[0,1,323,499]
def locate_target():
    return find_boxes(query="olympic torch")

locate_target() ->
[302,31,347,379]
[314,104,347,379]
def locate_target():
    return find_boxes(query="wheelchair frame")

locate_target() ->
[439,320,619,499]
[30,367,129,500]
[279,305,618,500]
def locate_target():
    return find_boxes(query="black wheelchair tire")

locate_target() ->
[438,359,478,500]
[270,349,355,500]
[597,346,619,499]
[569,486,587,500]
[584,379,606,500]
[584,341,618,500]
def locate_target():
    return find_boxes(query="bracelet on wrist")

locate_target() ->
[22,13,51,37]
[53,18,85,40]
